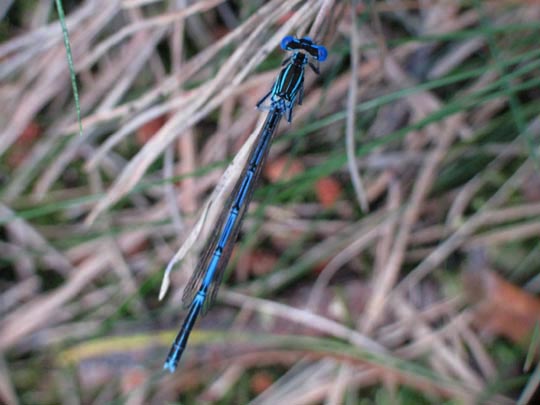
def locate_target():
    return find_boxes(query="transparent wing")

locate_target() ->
[182,110,283,314]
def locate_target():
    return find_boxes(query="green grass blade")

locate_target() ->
[55,0,83,137]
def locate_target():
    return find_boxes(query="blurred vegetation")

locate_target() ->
[1,0,540,404]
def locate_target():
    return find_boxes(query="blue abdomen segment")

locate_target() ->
[164,291,206,373]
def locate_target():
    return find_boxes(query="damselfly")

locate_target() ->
[164,36,327,373]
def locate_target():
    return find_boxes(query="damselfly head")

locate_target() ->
[281,35,327,62]
[298,37,327,61]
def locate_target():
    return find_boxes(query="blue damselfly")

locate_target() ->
[164,36,327,373]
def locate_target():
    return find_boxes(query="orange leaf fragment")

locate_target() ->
[315,177,342,208]
[276,11,295,25]
[264,156,304,183]
[249,251,277,276]
[136,116,166,145]
[19,121,41,143]
[8,122,41,167]
[236,249,277,282]
[251,371,274,394]
[121,367,149,394]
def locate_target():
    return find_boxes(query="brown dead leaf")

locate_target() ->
[8,121,41,167]
[237,250,278,281]
[464,265,540,343]
[250,371,274,394]
[264,156,304,183]
[276,11,295,25]
[121,367,149,394]
[136,116,166,145]
[315,177,342,208]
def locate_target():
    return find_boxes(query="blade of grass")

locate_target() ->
[55,0,82,137]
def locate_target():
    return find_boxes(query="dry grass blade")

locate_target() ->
[221,290,386,354]
[345,0,369,212]
[84,0,313,224]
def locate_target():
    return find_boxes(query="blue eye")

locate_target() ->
[317,46,328,61]
[280,35,295,50]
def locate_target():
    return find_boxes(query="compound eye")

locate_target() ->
[280,35,295,51]
[317,46,328,61]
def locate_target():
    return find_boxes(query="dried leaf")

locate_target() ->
[315,177,342,208]
[251,371,274,394]
[264,156,304,183]
[136,115,166,145]
[464,267,540,343]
